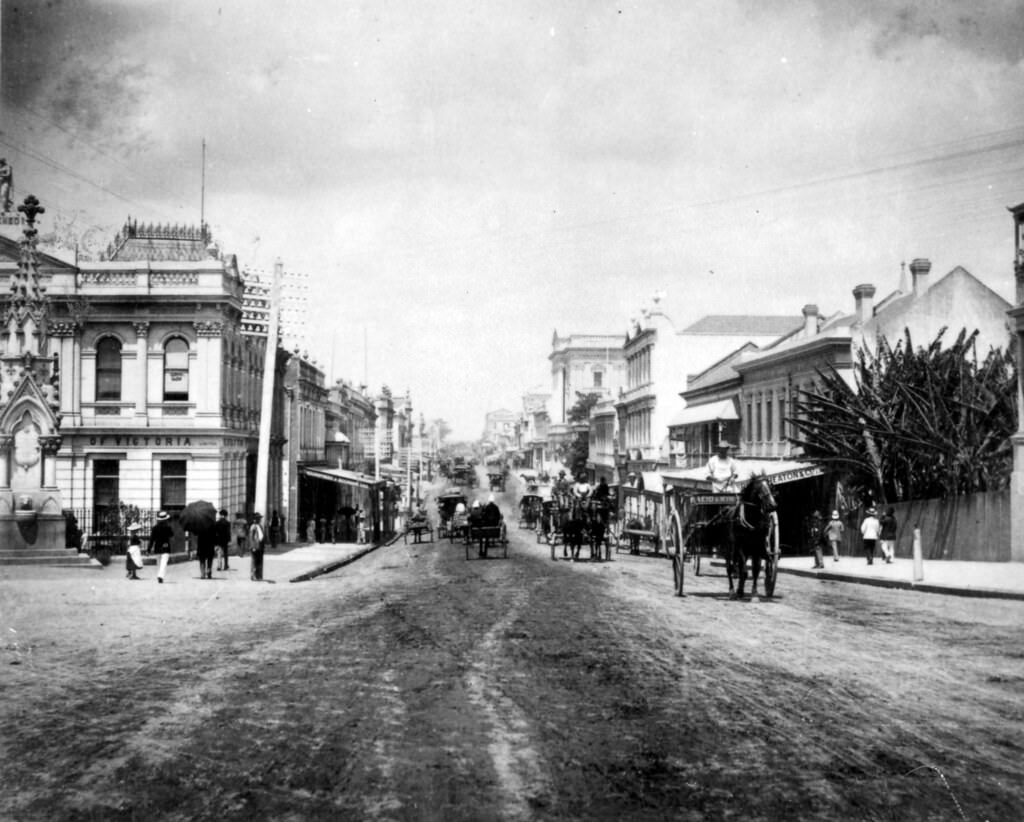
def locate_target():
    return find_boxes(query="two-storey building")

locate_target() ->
[615,293,801,476]
[2,219,284,536]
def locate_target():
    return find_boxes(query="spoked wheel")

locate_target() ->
[763,512,780,597]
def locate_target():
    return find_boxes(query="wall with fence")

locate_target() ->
[834,489,1010,562]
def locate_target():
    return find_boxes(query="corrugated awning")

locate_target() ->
[668,399,738,428]
[301,466,382,487]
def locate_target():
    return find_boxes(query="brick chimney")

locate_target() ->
[801,304,819,336]
[853,284,876,324]
[910,258,931,297]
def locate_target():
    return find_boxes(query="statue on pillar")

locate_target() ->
[0,159,12,213]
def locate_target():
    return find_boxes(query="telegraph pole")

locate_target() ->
[255,260,282,516]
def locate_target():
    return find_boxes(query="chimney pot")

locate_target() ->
[909,258,931,296]
[801,304,819,336]
[853,284,876,324]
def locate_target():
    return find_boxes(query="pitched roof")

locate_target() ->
[684,342,759,392]
[681,315,803,336]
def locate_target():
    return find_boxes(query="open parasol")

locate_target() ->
[178,499,218,534]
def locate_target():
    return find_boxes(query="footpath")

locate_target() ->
[775,555,1024,602]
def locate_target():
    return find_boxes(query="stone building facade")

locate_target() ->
[0,220,284,538]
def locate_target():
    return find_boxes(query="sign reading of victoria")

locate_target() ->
[87,435,207,447]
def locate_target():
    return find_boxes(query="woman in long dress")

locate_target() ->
[126,523,144,580]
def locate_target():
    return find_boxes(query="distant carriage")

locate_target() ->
[402,508,434,545]
[435,490,468,540]
[518,489,544,530]
[488,472,506,492]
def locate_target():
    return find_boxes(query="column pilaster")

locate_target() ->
[133,322,149,419]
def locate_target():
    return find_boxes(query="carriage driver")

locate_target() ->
[706,440,739,492]
[572,473,592,501]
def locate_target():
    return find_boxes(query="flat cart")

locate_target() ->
[435,490,467,540]
[617,474,666,556]
[466,520,508,559]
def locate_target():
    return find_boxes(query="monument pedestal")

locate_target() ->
[0,488,66,550]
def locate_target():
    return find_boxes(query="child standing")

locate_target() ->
[824,510,845,562]
[860,507,881,565]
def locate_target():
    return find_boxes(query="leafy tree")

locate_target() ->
[557,392,603,476]
[790,328,1017,503]
[568,392,602,423]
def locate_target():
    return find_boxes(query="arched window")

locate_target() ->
[163,337,190,401]
[96,337,122,401]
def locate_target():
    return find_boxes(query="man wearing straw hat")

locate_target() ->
[149,511,174,583]
[706,441,739,493]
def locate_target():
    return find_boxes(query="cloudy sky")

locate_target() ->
[2,0,1023,438]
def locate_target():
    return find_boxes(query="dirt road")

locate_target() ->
[2,499,1022,820]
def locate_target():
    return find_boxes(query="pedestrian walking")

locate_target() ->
[125,522,143,580]
[824,510,845,562]
[233,512,248,558]
[879,506,898,564]
[355,506,366,544]
[806,510,825,568]
[196,526,216,579]
[149,511,174,583]
[249,512,266,581]
[860,507,881,565]
[214,508,232,571]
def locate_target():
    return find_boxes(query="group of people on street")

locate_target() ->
[124,510,270,583]
[806,505,899,567]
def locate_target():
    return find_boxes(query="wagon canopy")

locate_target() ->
[660,459,825,492]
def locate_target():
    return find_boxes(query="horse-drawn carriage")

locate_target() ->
[662,472,780,598]
[488,472,506,492]
[538,490,616,562]
[465,503,508,559]
[452,464,476,488]
[436,490,468,540]
[518,487,544,530]
[402,508,434,545]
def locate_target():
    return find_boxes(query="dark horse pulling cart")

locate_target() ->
[665,473,779,598]
[540,491,614,562]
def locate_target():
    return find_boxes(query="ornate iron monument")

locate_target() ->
[0,194,65,550]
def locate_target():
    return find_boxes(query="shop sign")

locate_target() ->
[770,465,826,485]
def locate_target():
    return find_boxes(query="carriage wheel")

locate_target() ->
[672,552,685,596]
[763,512,780,597]
[665,514,681,562]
